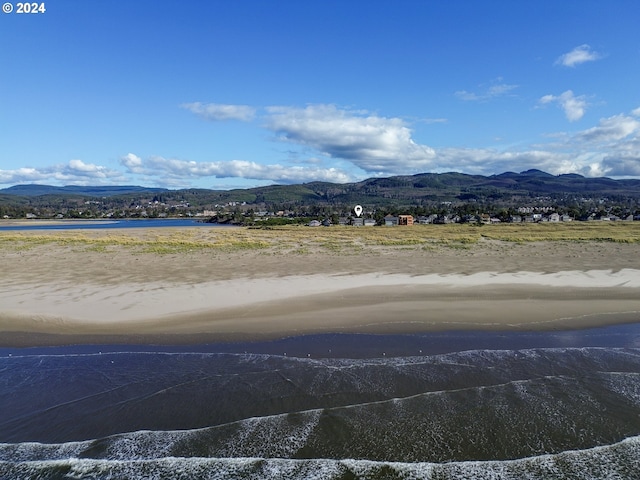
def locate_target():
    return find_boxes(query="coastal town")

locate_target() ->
[2,170,640,225]
[4,197,638,226]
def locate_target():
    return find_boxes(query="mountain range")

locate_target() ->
[1,170,640,208]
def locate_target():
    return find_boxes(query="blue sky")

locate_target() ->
[2,0,640,189]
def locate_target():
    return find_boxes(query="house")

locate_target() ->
[548,213,560,222]
[363,218,376,226]
[308,220,321,227]
[441,215,460,224]
[398,215,414,226]
[384,215,398,226]
[417,214,438,224]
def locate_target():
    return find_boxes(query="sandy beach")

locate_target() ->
[1,225,640,346]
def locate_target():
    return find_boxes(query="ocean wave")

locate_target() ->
[1,435,639,480]
[2,346,640,479]
[2,354,640,463]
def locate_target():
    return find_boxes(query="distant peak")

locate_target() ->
[519,169,553,177]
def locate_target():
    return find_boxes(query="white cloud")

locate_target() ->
[119,154,352,184]
[63,159,115,178]
[597,127,640,176]
[576,114,640,143]
[181,102,256,121]
[601,155,640,177]
[0,160,126,186]
[6,100,640,190]
[264,104,436,173]
[538,90,588,122]
[434,147,574,177]
[555,44,602,67]
[120,153,144,173]
[434,146,629,179]
[534,111,640,177]
[0,167,48,184]
[455,81,518,101]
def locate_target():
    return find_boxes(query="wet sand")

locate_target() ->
[1,227,640,346]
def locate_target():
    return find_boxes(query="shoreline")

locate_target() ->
[4,321,640,357]
[2,270,640,347]
[2,229,640,348]
[3,312,640,349]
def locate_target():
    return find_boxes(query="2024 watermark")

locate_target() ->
[3,2,46,14]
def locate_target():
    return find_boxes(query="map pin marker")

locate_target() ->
[354,205,363,217]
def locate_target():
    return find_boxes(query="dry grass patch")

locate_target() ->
[1,222,638,256]
[476,222,640,243]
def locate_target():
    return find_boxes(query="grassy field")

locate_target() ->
[1,222,639,255]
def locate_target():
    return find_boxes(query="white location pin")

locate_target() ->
[354,205,363,217]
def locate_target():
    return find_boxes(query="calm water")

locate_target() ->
[2,328,640,479]
[0,218,232,231]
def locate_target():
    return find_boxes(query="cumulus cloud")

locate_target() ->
[434,147,575,177]
[555,44,602,67]
[62,159,117,179]
[263,104,436,173]
[429,121,640,179]
[593,114,640,176]
[119,154,352,184]
[7,99,640,190]
[537,110,640,177]
[538,90,588,122]
[0,167,48,184]
[598,134,640,176]
[575,114,640,143]
[455,81,518,101]
[120,153,145,174]
[601,154,640,177]
[0,160,125,186]
[181,102,256,121]
[427,145,633,179]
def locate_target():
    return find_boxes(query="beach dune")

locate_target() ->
[1,228,640,346]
